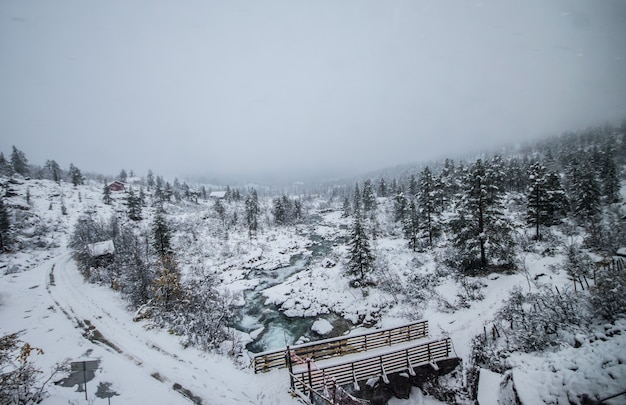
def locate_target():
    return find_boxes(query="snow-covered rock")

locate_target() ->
[311,319,333,335]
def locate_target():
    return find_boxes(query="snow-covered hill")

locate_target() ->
[1,163,625,404]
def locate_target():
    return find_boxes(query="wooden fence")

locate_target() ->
[290,337,452,397]
[253,320,429,373]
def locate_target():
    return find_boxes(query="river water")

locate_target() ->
[234,218,351,353]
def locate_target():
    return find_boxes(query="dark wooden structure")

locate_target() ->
[252,320,458,404]
[253,320,428,373]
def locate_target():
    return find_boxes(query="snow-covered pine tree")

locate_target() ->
[118,169,128,182]
[163,182,173,202]
[123,229,155,307]
[44,159,62,182]
[245,188,259,238]
[0,153,12,176]
[408,174,418,200]
[545,171,569,226]
[272,197,286,225]
[362,179,377,213]
[152,212,171,258]
[389,178,398,196]
[450,158,515,271]
[353,183,361,214]
[10,146,29,176]
[0,198,10,250]
[598,144,621,204]
[417,166,440,246]
[403,200,420,251]
[139,187,146,207]
[125,187,142,221]
[341,196,351,218]
[393,191,408,223]
[439,158,457,205]
[346,210,375,286]
[526,162,550,239]
[102,181,112,205]
[68,163,84,186]
[213,198,226,226]
[146,169,155,190]
[568,158,601,222]
[378,178,387,197]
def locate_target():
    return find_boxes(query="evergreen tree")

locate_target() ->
[102,182,112,205]
[293,199,303,223]
[403,200,420,251]
[163,182,173,202]
[126,187,142,221]
[449,159,514,271]
[124,228,155,307]
[568,159,601,222]
[408,174,418,199]
[378,178,387,197]
[213,198,226,226]
[272,197,286,225]
[439,158,457,209]
[393,191,408,223]
[0,198,10,251]
[43,160,61,182]
[527,163,569,239]
[118,169,128,182]
[245,189,259,238]
[417,166,440,246]
[488,155,506,201]
[506,157,529,193]
[146,169,155,190]
[389,178,398,196]
[353,183,361,213]
[153,183,163,207]
[10,146,29,176]
[139,187,146,207]
[68,164,84,186]
[526,162,550,239]
[362,179,377,213]
[341,197,351,218]
[545,172,569,223]
[0,153,11,176]
[152,212,172,258]
[346,212,375,285]
[599,145,621,203]
[225,186,232,202]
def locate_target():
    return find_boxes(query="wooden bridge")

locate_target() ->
[252,320,457,404]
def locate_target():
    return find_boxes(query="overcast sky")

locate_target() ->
[1,0,625,181]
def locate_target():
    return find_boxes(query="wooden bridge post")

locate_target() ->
[307,358,314,403]
[286,345,294,390]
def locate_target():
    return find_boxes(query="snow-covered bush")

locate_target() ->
[456,277,485,307]
[495,286,589,352]
[590,260,626,322]
[0,332,65,404]
[151,278,236,351]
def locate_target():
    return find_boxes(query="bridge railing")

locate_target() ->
[253,320,429,373]
[291,337,452,393]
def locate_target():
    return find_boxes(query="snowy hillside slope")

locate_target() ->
[1,170,625,404]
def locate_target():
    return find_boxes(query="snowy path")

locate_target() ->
[41,253,292,404]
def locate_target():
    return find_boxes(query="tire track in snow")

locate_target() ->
[46,254,212,404]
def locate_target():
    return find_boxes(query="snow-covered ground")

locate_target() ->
[1,252,295,404]
[2,176,626,404]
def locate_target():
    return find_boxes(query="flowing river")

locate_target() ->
[234,217,351,353]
